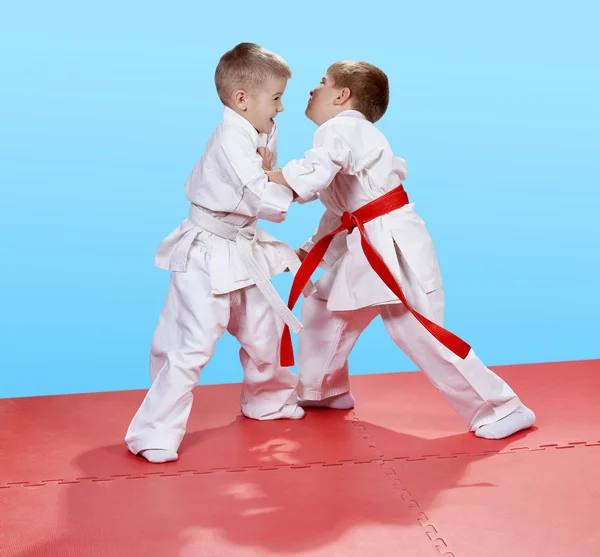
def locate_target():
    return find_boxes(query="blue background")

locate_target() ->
[2,1,598,398]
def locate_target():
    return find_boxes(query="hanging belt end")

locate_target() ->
[280,327,295,368]
[457,342,471,360]
[289,321,303,335]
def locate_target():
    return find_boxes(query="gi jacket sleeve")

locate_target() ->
[221,124,293,223]
[281,120,351,201]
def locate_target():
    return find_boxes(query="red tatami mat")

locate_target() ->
[385,444,600,556]
[0,384,374,486]
[1,359,599,556]
[0,462,436,557]
[350,360,600,459]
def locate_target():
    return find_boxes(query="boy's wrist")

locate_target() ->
[265,169,288,186]
[266,169,298,198]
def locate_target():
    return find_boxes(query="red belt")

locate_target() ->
[279,185,471,367]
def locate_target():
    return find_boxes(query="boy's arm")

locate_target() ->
[274,122,351,201]
[221,126,293,223]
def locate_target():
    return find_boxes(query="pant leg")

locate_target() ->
[125,245,230,453]
[228,285,300,420]
[377,252,521,430]
[297,294,378,400]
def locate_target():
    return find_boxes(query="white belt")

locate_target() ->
[188,204,304,334]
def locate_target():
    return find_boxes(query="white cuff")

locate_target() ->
[282,163,316,201]
[256,181,294,222]
[300,239,315,253]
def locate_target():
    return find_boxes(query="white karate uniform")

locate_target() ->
[126,107,303,455]
[282,110,522,430]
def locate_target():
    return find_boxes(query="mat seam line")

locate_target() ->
[349,409,457,557]
[3,441,599,490]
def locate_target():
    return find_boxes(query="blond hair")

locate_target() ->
[215,43,291,106]
[328,61,389,123]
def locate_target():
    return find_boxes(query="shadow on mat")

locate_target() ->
[13,411,519,556]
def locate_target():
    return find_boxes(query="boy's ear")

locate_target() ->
[233,90,248,110]
[334,87,352,106]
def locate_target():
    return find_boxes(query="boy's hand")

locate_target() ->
[296,248,308,262]
[257,147,274,171]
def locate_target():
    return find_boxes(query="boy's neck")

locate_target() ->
[320,108,363,125]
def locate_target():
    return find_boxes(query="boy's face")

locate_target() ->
[305,73,347,126]
[236,77,287,134]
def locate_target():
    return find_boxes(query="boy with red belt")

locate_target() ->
[266,61,535,439]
